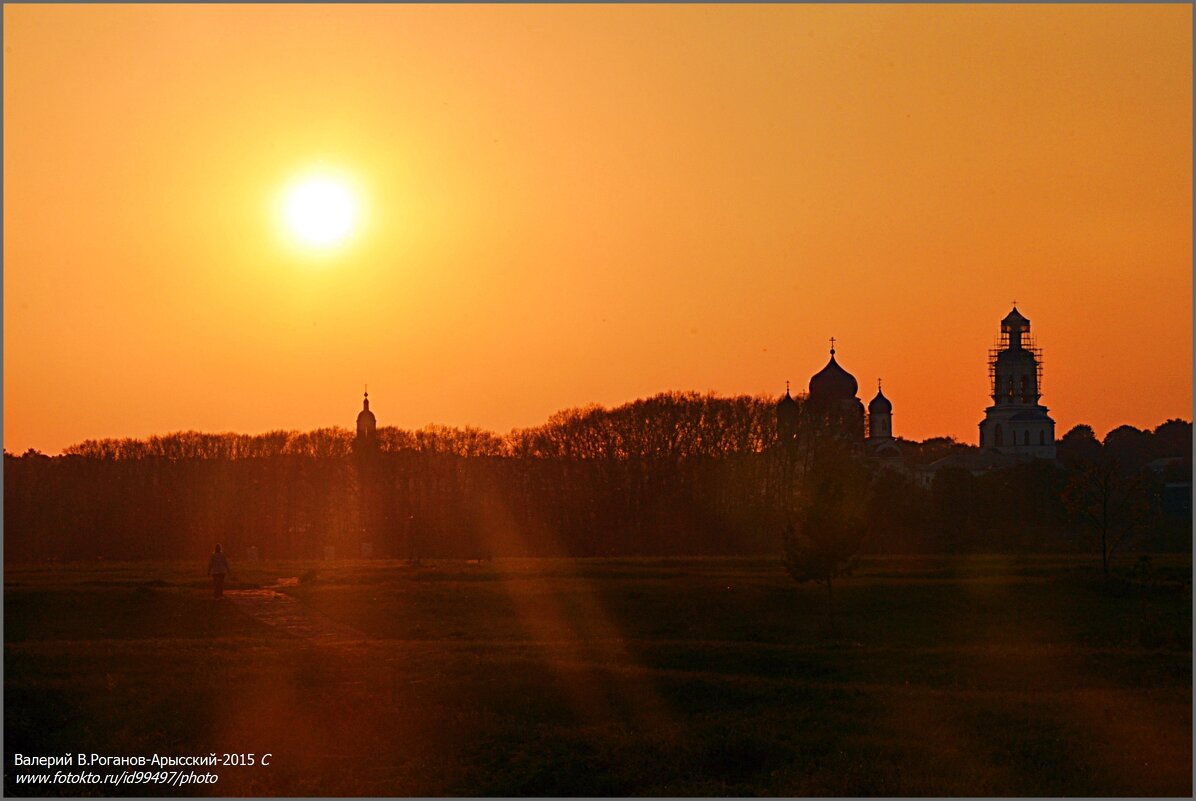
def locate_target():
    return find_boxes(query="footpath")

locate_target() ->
[225,584,368,645]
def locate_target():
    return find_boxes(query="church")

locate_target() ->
[777,305,1056,465]
[776,337,900,460]
[775,337,899,463]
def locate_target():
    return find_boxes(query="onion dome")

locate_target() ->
[809,346,858,400]
[776,381,800,445]
[868,384,892,415]
[777,381,798,413]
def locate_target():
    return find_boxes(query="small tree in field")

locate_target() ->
[782,445,869,625]
[1062,458,1156,579]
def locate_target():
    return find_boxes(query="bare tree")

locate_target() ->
[1063,459,1156,579]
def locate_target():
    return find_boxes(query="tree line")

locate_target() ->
[57,392,776,461]
[4,392,1189,562]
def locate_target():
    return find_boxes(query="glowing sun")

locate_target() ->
[281,174,359,248]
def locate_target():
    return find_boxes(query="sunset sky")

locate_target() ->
[4,4,1191,455]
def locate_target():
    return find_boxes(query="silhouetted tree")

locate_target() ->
[12,406,1188,563]
[864,467,930,553]
[977,460,1070,551]
[1151,419,1192,460]
[1102,425,1152,475]
[1063,459,1157,579]
[929,467,980,551]
[901,436,973,466]
[782,444,870,624]
[1056,424,1103,467]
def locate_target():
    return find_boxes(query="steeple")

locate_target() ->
[867,378,893,440]
[355,387,377,443]
[776,379,799,446]
[1001,306,1031,351]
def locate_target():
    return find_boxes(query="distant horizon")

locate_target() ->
[13,384,1190,458]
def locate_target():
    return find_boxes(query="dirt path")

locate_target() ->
[226,587,369,645]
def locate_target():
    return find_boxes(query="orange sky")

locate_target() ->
[4,4,1191,454]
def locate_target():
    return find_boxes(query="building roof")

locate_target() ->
[923,449,1028,473]
[870,440,901,458]
[1002,306,1030,326]
[357,392,376,423]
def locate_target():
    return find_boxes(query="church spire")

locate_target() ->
[355,386,377,447]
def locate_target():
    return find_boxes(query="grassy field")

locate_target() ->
[4,554,1191,796]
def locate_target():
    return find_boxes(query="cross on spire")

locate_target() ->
[785,379,790,394]
[829,336,836,355]
[1011,299,1018,307]
[878,377,882,392]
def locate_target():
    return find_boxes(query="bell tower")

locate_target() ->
[355,388,377,453]
[978,306,1055,458]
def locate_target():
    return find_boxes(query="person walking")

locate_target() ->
[207,544,231,599]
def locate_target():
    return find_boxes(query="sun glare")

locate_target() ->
[281,174,359,249]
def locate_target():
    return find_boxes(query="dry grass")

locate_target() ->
[5,554,1191,796]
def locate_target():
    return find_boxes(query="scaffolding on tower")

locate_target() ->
[988,334,1044,400]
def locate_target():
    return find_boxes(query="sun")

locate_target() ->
[281,173,359,249]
